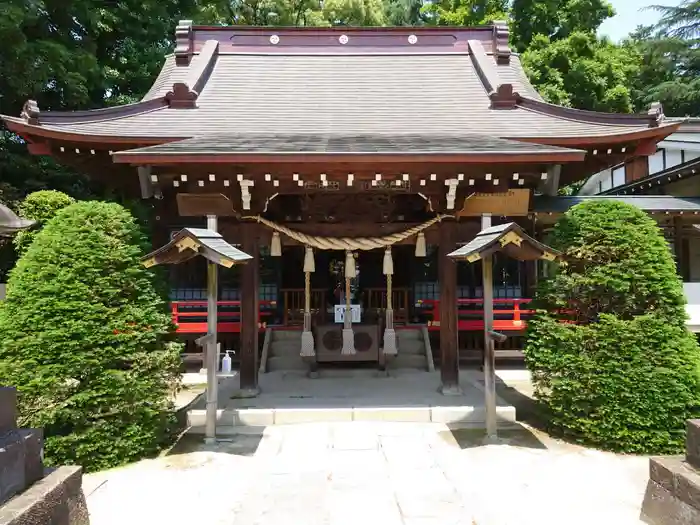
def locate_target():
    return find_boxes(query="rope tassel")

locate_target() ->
[383,247,393,275]
[345,250,356,279]
[303,246,315,273]
[270,232,282,257]
[415,232,426,257]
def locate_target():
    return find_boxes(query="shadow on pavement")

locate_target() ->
[165,432,264,457]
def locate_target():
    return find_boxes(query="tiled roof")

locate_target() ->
[113,133,584,157]
[600,157,700,196]
[2,24,674,144]
[533,195,700,213]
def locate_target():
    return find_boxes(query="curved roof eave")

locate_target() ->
[506,121,682,147]
[2,114,681,150]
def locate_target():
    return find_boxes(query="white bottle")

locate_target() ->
[221,350,232,374]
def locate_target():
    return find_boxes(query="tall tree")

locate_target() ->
[521,31,641,112]
[649,0,700,39]
[510,0,614,52]
[626,27,700,117]
[421,0,508,27]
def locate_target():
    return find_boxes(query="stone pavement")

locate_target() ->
[84,421,650,525]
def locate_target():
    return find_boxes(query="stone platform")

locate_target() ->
[0,386,89,525]
[641,420,700,525]
[187,369,517,434]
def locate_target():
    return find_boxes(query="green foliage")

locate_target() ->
[626,27,700,117]
[522,32,641,112]
[510,0,614,52]
[0,201,182,472]
[421,0,507,27]
[13,190,75,257]
[525,200,700,453]
[648,0,700,40]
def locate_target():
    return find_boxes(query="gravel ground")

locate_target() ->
[83,422,650,525]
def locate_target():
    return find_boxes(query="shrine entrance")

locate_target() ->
[279,246,414,327]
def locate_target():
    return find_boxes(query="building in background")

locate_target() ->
[0,22,683,390]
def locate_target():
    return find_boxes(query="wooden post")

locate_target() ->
[205,215,218,442]
[674,217,689,281]
[439,221,460,394]
[240,222,260,394]
[481,214,498,439]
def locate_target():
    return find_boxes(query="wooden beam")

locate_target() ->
[539,164,561,197]
[137,166,154,199]
[239,223,260,393]
[439,220,459,394]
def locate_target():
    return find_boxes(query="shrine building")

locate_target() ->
[1,21,687,394]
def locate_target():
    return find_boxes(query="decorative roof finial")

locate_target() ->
[492,21,511,65]
[648,102,664,127]
[20,100,40,125]
[175,20,194,66]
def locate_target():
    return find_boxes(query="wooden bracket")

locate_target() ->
[174,20,194,66]
[21,100,40,125]
[492,21,511,65]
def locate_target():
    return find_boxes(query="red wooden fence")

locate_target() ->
[415,298,534,332]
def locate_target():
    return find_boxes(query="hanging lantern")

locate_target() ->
[415,232,426,257]
[270,232,282,257]
[383,247,394,275]
[303,246,315,273]
[345,250,356,279]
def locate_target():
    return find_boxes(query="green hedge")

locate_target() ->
[13,190,75,257]
[0,201,182,471]
[525,199,700,453]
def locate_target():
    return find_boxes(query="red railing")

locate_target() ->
[415,298,534,332]
[171,300,276,334]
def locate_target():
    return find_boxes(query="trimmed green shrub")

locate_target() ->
[13,190,75,257]
[525,199,700,453]
[0,201,182,472]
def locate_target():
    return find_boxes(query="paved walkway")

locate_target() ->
[84,422,649,525]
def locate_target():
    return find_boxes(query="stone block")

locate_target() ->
[0,432,26,506]
[235,408,274,426]
[642,479,700,525]
[0,388,17,434]
[645,456,700,525]
[274,408,353,424]
[0,466,89,525]
[352,407,430,423]
[686,420,700,469]
[20,429,43,486]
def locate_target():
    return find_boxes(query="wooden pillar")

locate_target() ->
[439,221,460,394]
[674,217,690,281]
[240,223,260,393]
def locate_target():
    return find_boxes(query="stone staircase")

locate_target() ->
[265,329,307,372]
[390,328,431,370]
[262,327,432,372]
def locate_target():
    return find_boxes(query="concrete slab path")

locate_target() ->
[84,421,649,525]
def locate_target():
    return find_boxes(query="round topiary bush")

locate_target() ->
[525,199,700,454]
[13,190,76,257]
[0,201,182,472]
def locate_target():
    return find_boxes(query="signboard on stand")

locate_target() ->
[334,304,362,324]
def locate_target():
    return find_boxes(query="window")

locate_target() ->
[612,166,625,187]
[649,149,665,174]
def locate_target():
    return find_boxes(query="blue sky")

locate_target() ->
[598,0,684,41]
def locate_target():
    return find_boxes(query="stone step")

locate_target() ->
[397,339,425,355]
[396,329,423,341]
[187,404,517,430]
[267,356,307,372]
[390,354,428,370]
[271,330,302,342]
[269,341,302,357]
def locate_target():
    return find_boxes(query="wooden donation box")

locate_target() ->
[314,323,382,364]
[333,304,362,324]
